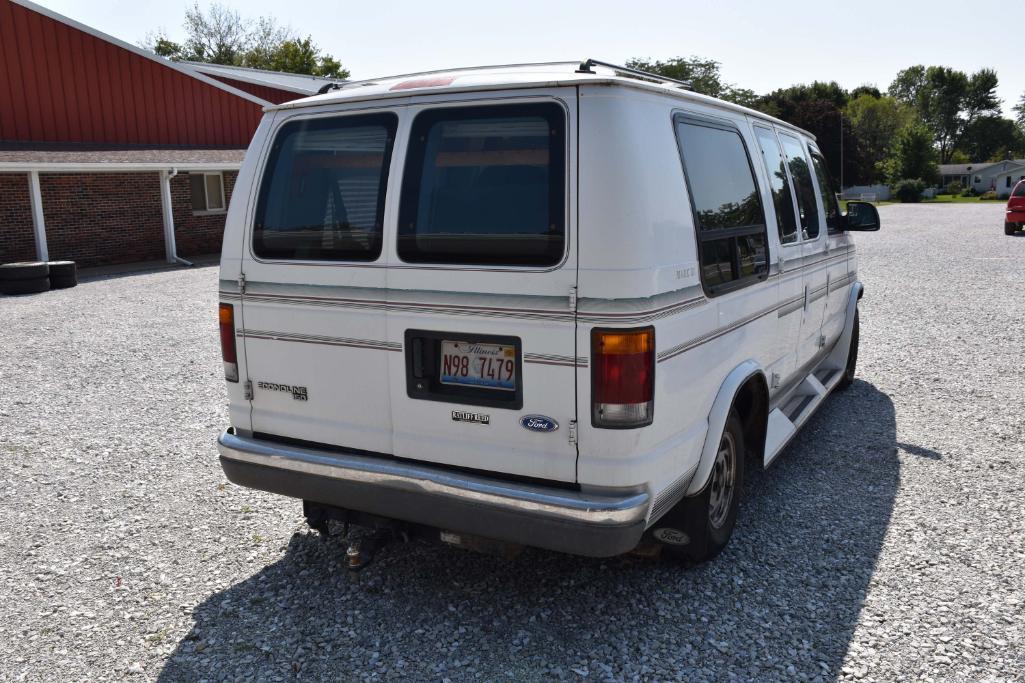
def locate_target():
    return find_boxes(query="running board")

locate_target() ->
[763,368,843,468]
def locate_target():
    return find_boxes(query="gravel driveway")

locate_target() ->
[1,203,1023,682]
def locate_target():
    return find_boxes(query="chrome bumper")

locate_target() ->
[217,430,650,557]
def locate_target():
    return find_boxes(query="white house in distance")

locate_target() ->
[938,159,1025,197]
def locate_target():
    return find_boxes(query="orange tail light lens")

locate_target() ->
[592,327,655,428]
[219,303,239,382]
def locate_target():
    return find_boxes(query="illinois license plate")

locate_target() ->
[439,340,516,391]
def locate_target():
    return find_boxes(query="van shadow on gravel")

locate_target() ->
[160,381,900,680]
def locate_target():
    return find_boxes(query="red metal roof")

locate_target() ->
[0,0,267,147]
[206,74,303,105]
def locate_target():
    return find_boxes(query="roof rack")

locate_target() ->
[576,58,693,91]
[313,59,694,96]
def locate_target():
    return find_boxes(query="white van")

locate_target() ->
[216,60,881,563]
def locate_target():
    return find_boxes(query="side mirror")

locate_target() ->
[843,201,881,232]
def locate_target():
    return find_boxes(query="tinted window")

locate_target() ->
[190,174,206,210]
[753,127,799,245]
[1014,182,1025,197]
[398,104,565,267]
[676,117,768,295]
[253,114,397,261]
[779,133,820,240]
[809,149,841,234]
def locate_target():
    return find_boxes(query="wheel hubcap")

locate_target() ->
[708,431,736,529]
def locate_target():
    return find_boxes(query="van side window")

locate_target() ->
[778,133,820,240]
[809,149,842,234]
[398,103,566,267]
[253,113,397,261]
[675,116,769,295]
[753,126,799,245]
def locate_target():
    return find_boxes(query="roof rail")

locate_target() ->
[575,58,693,91]
[311,59,694,97]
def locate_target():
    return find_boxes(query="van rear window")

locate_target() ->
[1014,181,1025,197]
[397,104,566,267]
[253,113,397,261]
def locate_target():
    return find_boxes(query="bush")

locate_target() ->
[960,188,974,197]
[980,190,998,200]
[946,181,963,196]
[893,178,927,203]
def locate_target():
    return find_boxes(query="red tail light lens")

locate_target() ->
[592,327,655,428]
[219,303,239,382]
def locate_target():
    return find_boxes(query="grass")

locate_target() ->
[922,194,1005,203]
[841,194,1006,210]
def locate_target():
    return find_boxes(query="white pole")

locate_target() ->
[159,170,174,263]
[28,171,48,262]
[159,169,193,266]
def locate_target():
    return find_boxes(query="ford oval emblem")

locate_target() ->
[520,415,559,433]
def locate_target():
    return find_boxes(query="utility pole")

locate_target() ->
[839,109,844,192]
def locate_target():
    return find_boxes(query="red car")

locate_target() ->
[1006,180,1025,235]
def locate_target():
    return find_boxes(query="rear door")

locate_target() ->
[239,108,401,455]
[384,93,579,483]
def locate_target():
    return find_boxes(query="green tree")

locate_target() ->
[882,123,939,184]
[142,2,349,79]
[1014,93,1025,128]
[845,94,915,183]
[754,82,875,185]
[149,37,183,60]
[888,65,1000,162]
[959,115,1025,162]
[625,56,757,107]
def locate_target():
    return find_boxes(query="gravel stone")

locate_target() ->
[1,203,1023,681]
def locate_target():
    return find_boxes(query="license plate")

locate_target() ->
[439,340,517,391]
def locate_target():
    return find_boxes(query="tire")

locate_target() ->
[1006,222,1016,235]
[0,276,50,295]
[654,411,745,564]
[836,307,860,391]
[47,261,77,289]
[0,261,49,281]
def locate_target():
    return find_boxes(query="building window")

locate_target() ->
[191,172,226,213]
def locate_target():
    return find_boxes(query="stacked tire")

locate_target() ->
[0,260,77,295]
[47,261,78,289]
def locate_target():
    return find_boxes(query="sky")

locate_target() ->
[37,0,1023,117]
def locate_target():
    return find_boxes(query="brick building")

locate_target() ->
[0,0,342,268]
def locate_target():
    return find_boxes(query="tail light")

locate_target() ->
[592,327,655,428]
[219,303,239,383]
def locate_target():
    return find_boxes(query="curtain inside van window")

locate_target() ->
[398,103,566,267]
[253,113,398,261]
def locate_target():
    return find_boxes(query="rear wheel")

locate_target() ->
[654,411,745,564]
[837,308,860,391]
[1006,221,1017,235]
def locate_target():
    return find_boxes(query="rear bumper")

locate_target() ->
[1006,210,1025,223]
[217,430,650,557]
